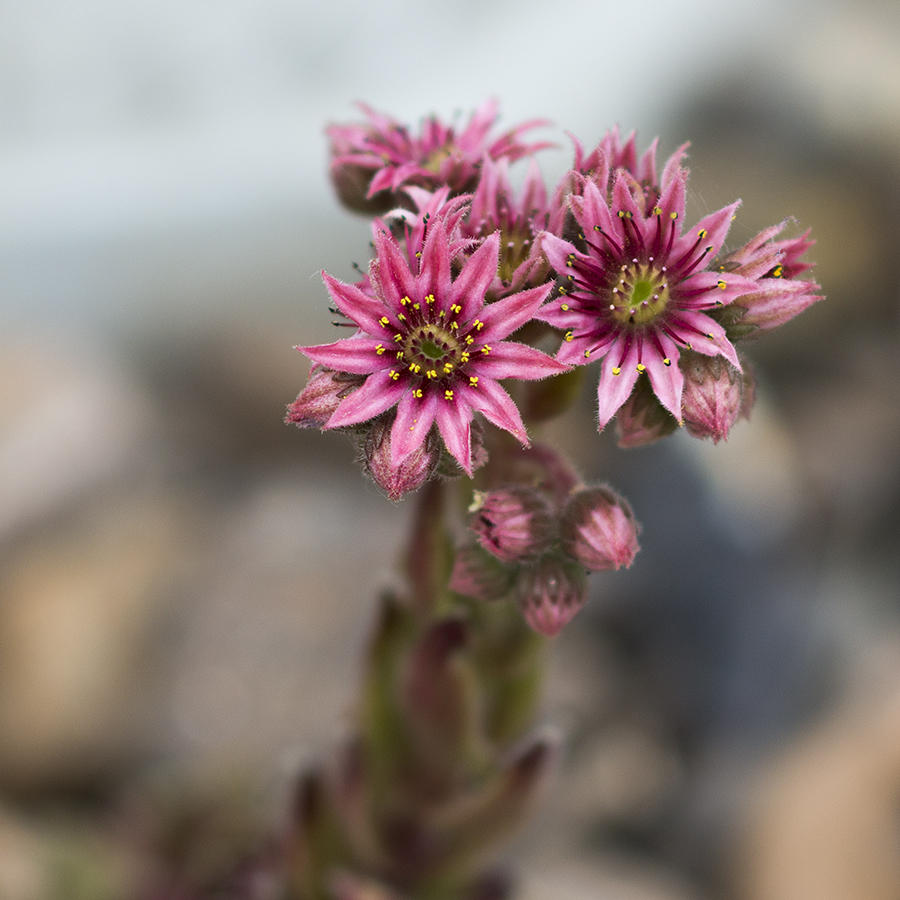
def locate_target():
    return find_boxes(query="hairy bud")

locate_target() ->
[560,487,640,572]
[515,555,587,637]
[470,487,555,564]
[362,418,440,501]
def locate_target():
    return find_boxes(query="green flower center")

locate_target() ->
[404,324,464,379]
[607,262,670,326]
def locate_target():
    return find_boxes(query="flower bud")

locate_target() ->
[614,377,679,448]
[515,555,587,637]
[679,351,752,444]
[470,487,555,564]
[560,487,639,572]
[363,418,440,501]
[448,544,517,602]
[286,366,361,428]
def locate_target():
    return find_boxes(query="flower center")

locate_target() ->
[607,262,669,326]
[404,324,463,376]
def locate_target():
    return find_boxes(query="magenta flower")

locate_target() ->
[327,100,552,206]
[301,217,567,474]
[538,163,759,430]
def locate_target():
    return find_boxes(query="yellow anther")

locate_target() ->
[396,351,404,360]
[663,357,671,366]
[469,376,479,387]
[400,296,410,306]
[772,265,783,278]
[481,345,492,355]
[612,366,621,376]
[564,331,573,342]
[379,316,390,326]
[451,304,462,314]
[561,303,569,311]
[584,350,590,358]
[444,389,454,401]
[465,335,474,345]
[670,211,678,219]
[717,279,727,289]
[427,369,437,379]
[460,352,470,363]
[450,321,459,330]
[636,363,646,373]
[375,344,385,355]
[443,362,454,373]
[389,369,399,380]
[413,303,420,310]
[653,206,662,216]
[698,229,707,239]
[426,293,436,303]
[413,388,423,398]
[410,363,421,373]
[473,319,484,330]
[398,312,406,321]
[393,333,403,342]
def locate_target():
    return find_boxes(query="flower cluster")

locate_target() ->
[288,100,821,630]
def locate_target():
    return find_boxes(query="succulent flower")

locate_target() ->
[538,159,759,430]
[300,216,567,474]
[327,100,552,210]
[560,486,640,572]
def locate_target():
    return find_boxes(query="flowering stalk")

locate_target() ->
[276,102,822,900]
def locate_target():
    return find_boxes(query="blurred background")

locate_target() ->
[2,0,900,896]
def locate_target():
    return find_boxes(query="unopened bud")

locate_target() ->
[560,486,640,573]
[448,544,516,602]
[363,418,440,501]
[515,555,587,637]
[614,376,679,448]
[286,366,361,428]
[329,160,396,215]
[680,351,752,444]
[470,487,555,564]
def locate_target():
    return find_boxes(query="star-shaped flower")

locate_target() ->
[301,217,567,474]
[538,161,758,430]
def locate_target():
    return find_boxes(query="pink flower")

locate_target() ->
[538,159,759,430]
[327,100,552,207]
[300,217,567,474]
[560,486,640,571]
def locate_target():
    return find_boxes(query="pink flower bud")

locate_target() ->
[448,544,516,602]
[614,378,679,448]
[679,351,754,444]
[515,555,587,637]
[286,366,362,428]
[363,418,440,502]
[560,487,640,572]
[471,487,555,564]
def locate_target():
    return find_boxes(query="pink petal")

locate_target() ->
[448,231,500,322]
[460,378,528,445]
[643,332,684,420]
[540,232,579,275]
[666,311,741,368]
[676,271,759,309]
[476,282,553,343]
[301,337,387,374]
[671,201,740,264]
[390,388,439,465]
[578,180,618,239]
[473,342,569,380]
[323,273,392,336]
[435,397,473,474]
[417,215,452,299]
[326,370,407,429]
[596,338,641,430]
[372,230,418,309]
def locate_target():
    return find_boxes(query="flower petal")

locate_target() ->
[540,232,579,275]
[301,337,387,374]
[476,282,552,343]
[460,378,528,445]
[371,229,418,310]
[417,215,452,301]
[326,370,407,429]
[322,273,391,336]
[435,396,473,474]
[473,341,569,380]
[596,338,641,430]
[448,231,500,322]
[643,332,684,420]
[667,311,741,368]
[390,388,439,465]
